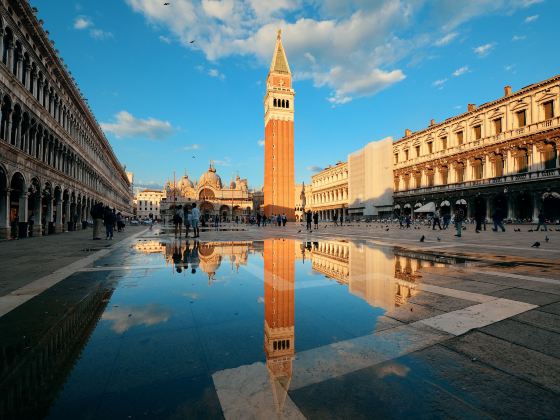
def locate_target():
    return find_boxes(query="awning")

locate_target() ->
[414,202,423,208]
[440,200,451,207]
[414,202,436,213]
[456,199,467,205]
[404,204,412,209]
[543,192,560,199]
[394,204,401,209]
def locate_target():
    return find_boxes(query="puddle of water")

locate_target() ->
[2,238,457,419]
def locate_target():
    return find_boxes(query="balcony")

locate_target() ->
[394,167,560,197]
[394,116,560,170]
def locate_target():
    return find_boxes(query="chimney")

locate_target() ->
[468,103,476,112]
[430,119,435,126]
[405,128,411,137]
[504,85,512,97]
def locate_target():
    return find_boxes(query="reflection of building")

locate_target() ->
[264,30,295,220]
[263,239,295,413]
[294,182,312,222]
[0,2,132,239]
[135,189,165,220]
[348,138,394,219]
[161,163,253,221]
[393,77,560,222]
[310,162,349,221]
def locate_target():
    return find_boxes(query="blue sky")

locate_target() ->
[32,0,559,190]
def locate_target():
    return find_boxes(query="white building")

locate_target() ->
[348,138,394,218]
[136,189,165,220]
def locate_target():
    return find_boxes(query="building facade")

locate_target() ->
[348,138,394,219]
[0,0,132,239]
[264,30,295,220]
[161,164,253,222]
[310,161,349,221]
[393,77,560,221]
[294,182,312,222]
[135,189,165,220]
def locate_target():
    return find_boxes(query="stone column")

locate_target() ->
[65,200,71,231]
[6,41,14,75]
[0,188,10,239]
[18,192,29,238]
[24,63,31,90]
[484,155,491,179]
[55,199,63,233]
[33,194,42,236]
[5,112,12,144]
[507,195,514,220]
[532,192,540,222]
[0,29,4,63]
[16,51,23,83]
[506,150,514,175]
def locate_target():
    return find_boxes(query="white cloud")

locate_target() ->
[124,0,538,104]
[73,16,92,30]
[512,35,526,41]
[473,42,495,57]
[257,139,265,146]
[90,29,113,40]
[434,32,458,47]
[183,144,200,151]
[432,78,447,88]
[524,14,539,23]
[306,165,323,172]
[101,111,174,140]
[159,35,172,43]
[208,68,225,80]
[452,66,469,77]
[519,0,543,6]
[214,157,232,166]
[102,304,171,334]
[504,64,516,72]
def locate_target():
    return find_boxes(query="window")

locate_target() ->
[472,159,483,180]
[494,155,504,177]
[427,172,434,187]
[394,153,399,164]
[516,110,526,127]
[543,101,554,120]
[493,118,502,134]
[415,145,420,157]
[440,167,448,185]
[414,172,421,188]
[441,137,447,150]
[427,142,433,154]
[516,149,528,173]
[456,131,464,145]
[473,125,482,140]
[404,149,409,160]
[543,143,557,169]
[456,163,465,183]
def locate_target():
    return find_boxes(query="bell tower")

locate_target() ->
[264,29,295,220]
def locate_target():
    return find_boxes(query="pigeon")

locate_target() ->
[385,228,390,231]
[437,237,441,241]
[163,2,170,5]
[531,241,540,248]
[420,235,425,242]
[545,236,549,242]
[297,230,301,233]
[528,229,533,232]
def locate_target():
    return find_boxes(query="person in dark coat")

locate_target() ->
[306,210,312,231]
[474,194,486,233]
[535,209,547,231]
[313,212,319,229]
[103,206,116,240]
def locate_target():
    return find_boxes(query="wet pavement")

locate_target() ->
[1,226,560,419]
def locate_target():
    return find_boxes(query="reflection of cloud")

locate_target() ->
[102,304,171,333]
[182,292,200,300]
[376,363,410,379]
[257,296,265,304]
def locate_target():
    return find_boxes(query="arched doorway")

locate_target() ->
[10,172,26,238]
[514,192,532,221]
[199,201,214,222]
[542,192,560,222]
[219,205,229,222]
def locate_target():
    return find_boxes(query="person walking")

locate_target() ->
[282,213,287,226]
[492,208,506,232]
[454,205,465,237]
[191,202,200,238]
[104,206,116,240]
[535,209,547,232]
[405,214,411,229]
[256,212,262,227]
[306,210,312,232]
[442,212,451,230]
[432,208,442,230]
[333,212,338,227]
[474,194,486,233]
[184,204,192,237]
[313,212,319,229]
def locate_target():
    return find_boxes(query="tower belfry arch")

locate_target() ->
[263,29,295,220]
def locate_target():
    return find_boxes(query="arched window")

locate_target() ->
[273,98,277,107]
[286,100,289,108]
[281,99,285,108]
[543,143,557,169]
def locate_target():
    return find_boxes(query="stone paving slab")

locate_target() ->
[538,301,560,315]
[480,318,560,359]
[487,287,560,305]
[513,309,560,334]
[442,331,560,393]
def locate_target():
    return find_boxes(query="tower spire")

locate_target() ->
[269,29,291,75]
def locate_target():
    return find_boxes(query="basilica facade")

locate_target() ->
[161,163,253,221]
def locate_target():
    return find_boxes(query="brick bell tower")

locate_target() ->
[264,29,295,221]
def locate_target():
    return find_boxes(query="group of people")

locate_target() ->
[305,210,320,231]
[90,202,125,240]
[172,203,201,238]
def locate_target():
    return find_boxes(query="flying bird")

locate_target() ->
[163,2,170,5]
[531,241,540,248]
[190,40,195,43]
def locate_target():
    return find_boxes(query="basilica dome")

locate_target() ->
[178,175,194,189]
[198,163,222,189]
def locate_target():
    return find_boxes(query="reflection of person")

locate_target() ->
[172,241,182,273]
[190,240,200,274]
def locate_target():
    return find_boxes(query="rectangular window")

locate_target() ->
[404,149,409,160]
[441,137,447,150]
[543,101,554,120]
[473,125,482,140]
[493,118,502,134]
[456,131,464,145]
[394,153,399,164]
[516,110,526,127]
[415,145,421,157]
[427,142,433,154]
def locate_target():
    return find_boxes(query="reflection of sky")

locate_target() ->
[102,304,172,333]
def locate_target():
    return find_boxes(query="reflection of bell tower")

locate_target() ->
[263,239,295,413]
[264,29,295,220]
